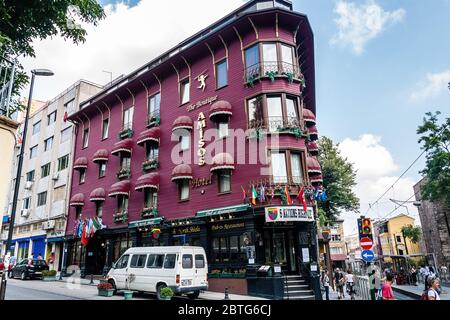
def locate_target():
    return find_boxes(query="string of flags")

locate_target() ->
[72,217,107,246]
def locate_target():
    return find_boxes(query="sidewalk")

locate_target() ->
[393,284,450,300]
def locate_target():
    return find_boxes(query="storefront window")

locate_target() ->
[210,234,247,264]
[113,234,130,263]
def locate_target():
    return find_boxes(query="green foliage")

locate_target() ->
[401,224,422,244]
[417,111,450,206]
[160,287,174,298]
[318,137,360,224]
[42,270,57,277]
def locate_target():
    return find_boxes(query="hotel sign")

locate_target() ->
[197,112,206,166]
[265,206,314,223]
[186,95,218,112]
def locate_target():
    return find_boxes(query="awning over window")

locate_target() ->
[136,127,160,146]
[171,164,193,181]
[108,180,131,197]
[210,153,235,172]
[172,116,193,132]
[307,141,319,156]
[310,174,323,184]
[69,193,85,207]
[307,125,318,141]
[73,157,88,170]
[111,139,133,156]
[90,188,106,202]
[135,173,160,191]
[92,149,109,163]
[307,156,322,175]
[209,100,232,120]
[302,108,316,126]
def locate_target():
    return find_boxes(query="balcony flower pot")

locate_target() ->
[117,168,131,179]
[97,282,114,297]
[123,290,133,300]
[141,208,158,219]
[147,115,161,128]
[114,212,128,223]
[118,128,133,139]
[142,158,159,172]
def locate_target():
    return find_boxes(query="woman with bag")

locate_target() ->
[381,273,395,300]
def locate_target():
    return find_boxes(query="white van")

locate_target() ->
[106,246,208,299]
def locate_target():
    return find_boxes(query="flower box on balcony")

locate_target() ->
[117,168,131,179]
[147,115,161,128]
[141,208,158,219]
[118,128,133,140]
[277,127,307,140]
[114,212,128,223]
[142,158,159,172]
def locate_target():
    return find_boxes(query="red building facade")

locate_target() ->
[64,0,322,296]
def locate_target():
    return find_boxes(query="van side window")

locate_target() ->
[115,255,129,269]
[130,254,147,268]
[147,254,164,268]
[182,254,193,269]
[163,254,176,269]
[195,254,205,268]
[146,254,156,268]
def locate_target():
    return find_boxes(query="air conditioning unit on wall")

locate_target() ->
[21,209,30,218]
[52,173,59,181]
[24,181,33,190]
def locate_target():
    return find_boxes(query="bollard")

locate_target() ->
[0,272,7,300]
[224,287,230,300]
[90,274,94,284]
[58,270,63,281]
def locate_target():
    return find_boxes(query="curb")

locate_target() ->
[392,286,420,299]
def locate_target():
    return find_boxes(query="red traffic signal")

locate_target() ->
[362,218,372,235]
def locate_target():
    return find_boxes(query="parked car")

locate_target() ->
[106,246,208,300]
[11,259,49,280]
[0,258,4,274]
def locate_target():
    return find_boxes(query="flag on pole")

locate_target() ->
[81,224,89,246]
[259,184,266,203]
[241,186,247,204]
[73,221,78,237]
[297,186,308,212]
[63,111,68,122]
[92,217,101,236]
[284,185,293,205]
[251,185,257,205]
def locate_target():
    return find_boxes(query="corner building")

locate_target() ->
[65,0,323,298]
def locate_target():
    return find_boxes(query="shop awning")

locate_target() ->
[47,237,65,243]
[136,127,160,146]
[307,156,322,175]
[209,100,232,120]
[310,174,323,184]
[69,193,85,207]
[172,116,193,132]
[171,164,193,181]
[331,254,347,261]
[111,139,133,156]
[196,204,250,218]
[135,173,159,191]
[307,125,318,141]
[302,108,316,126]
[128,217,163,229]
[73,157,88,170]
[108,180,131,197]
[90,188,106,202]
[210,153,235,172]
[93,149,109,162]
[307,141,319,155]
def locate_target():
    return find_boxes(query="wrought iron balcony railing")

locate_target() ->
[244,61,303,85]
[147,110,161,128]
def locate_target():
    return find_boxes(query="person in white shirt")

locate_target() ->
[345,269,355,299]
[427,277,441,300]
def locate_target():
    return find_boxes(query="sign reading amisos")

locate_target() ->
[265,206,314,223]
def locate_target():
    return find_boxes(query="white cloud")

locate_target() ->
[19,0,245,101]
[330,0,405,55]
[409,70,450,102]
[338,134,420,235]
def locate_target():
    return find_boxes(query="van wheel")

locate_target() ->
[108,280,117,295]
[156,284,167,300]
[187,290,200,299]
[21,272,27,280]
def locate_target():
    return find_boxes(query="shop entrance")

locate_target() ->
[264,229,298,273]
[85,237,106,275]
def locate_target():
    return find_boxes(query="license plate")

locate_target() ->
[35,272,42,275]
[181,279,192,286]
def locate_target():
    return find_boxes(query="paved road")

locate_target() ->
[6,282,81,300]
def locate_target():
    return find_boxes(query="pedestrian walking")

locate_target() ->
[410,266,417,286]
[345,269,355,299]
[334,268,345,299]
[381,273,395,300]
[421,277,441,300]
[321,270,330,300]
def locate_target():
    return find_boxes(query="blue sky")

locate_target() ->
[21,0,450,234]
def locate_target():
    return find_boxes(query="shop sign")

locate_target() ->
[186,95,218,112]
[172,225,201,235]
[211,222,245,231]
[191,176,212,188]
[128,217,163,229]
[265,206,314,223]
[196,204,250,218]
[197,112,206,166]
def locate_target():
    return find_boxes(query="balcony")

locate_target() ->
[118,123,133,140]
[142,157,159,172]
[117,167,131,180]
[141,207,158,219]
[244,61,304,87]
[147,111,161,128]
[248,116,307,139]
[114,211,128,223]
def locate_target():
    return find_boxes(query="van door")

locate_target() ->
[129,254,147,291]
[113,254,130,290]
[146,253,165,292]
[180,249,195,288]
[193,249,208,288]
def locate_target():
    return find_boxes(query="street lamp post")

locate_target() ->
[0,69,53,300]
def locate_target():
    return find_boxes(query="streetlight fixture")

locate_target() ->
[0,68,53,300]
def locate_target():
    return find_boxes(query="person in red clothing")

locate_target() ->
[381,273,395,300]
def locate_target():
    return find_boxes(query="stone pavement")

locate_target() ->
[393,284,450,300]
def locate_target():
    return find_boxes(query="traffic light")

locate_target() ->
[362,218,372,235]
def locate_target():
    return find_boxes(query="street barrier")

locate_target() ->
[354,275,371,300]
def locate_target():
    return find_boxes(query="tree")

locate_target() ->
[317,136,360,224]
[417,111,450,206]
[0,0,105,114]
[401,224,422,244]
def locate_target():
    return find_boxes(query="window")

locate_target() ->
[44,136,53,152]
[218,170,231,193]
[218,122,229,138]
[123,107,134,130]
[144,188,157,208]
[96,202,103,218]
[216,60,228,88]
[266,96,283,132]
[22,197,31,210]
[148,93,161,118]
[247,97,263,128]
[211,235,247,263]
[117,195,128,213]
[41,163,51,178]
[64,99,75,112]
[99,162,107,178]
[271,152,287,183]
[115,255,129,269]
[180,79,190,104]
[179,135,190,151]
[147,254,164,268]
[120,155,131,171]
[60,127,72,143]
[281,44,294,67]
[82,128,89,148]
[130,254,147,268]
[195,255,205,269]
[47,111,57,125]
[79,169,86,184]
[146,143,159,160]
[37,192,47,207]
[163,254,176,269]
[75,206,82,220]
[330,247,343,254]
[30,145,38,159]
[290,153,303,184]
[262,43,277,62]
[179,179,190,201]
[32,121,41,135]
[396,236,402,243]
[26,170,35,182]
[57,155,69,171]
[331,235,342,242]
[245,45,260,78]
[286,97,299,126]
[182,254,193,269]
[102,118,109,139]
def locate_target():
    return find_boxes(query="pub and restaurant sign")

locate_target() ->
[265,206,314,223]
[172,225,201,235]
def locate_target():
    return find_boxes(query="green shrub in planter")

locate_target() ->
[42,270,57,281]
[160,287,174,300]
